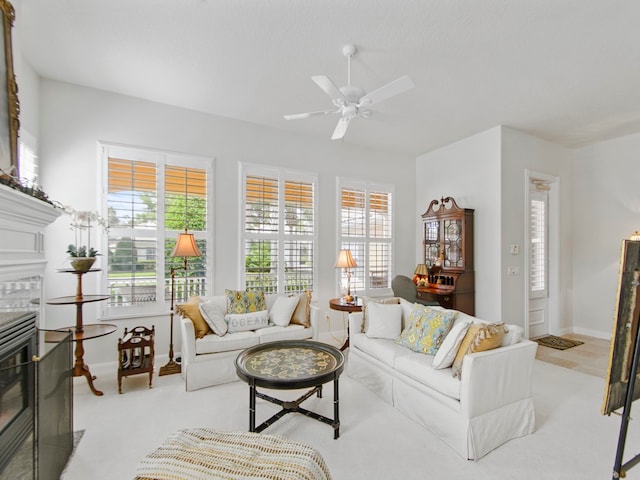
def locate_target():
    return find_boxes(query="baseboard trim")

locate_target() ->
[567,326,611,340]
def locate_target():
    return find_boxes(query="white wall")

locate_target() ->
[37,79,416,364]
[501,127,573,333]
[573,133,640,338]
[416,127,502,321]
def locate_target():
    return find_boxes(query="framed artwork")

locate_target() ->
[0,0,19,176]
[602,239,640,415]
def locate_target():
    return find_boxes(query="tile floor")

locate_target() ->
[534,333,611,379]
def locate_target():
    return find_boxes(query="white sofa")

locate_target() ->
[179,294,320,391]
[346,299,537,460]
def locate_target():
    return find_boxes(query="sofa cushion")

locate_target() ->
[225,289,266,314]
[361,296,401,332]
[225,310,270,333]
[431,319,472,369]
[394,353,461,401]
[195,331,259,355]
[290,290,312,327]
[176,296,211,339]
[255,325,312,343]
[352,333,413,368]
[269,295,300,327]
[395,305,457,355]
[365,302,402,339]
[452,323,506,378]
[199,301,228,336]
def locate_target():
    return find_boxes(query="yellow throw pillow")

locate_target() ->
[290,290,312,327]
[452,322,506,378]
[176,296,211,339]
[225,289,267,314]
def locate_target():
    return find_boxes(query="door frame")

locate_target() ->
[524,169,560,339]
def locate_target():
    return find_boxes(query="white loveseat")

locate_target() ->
[179,293,319,391]
[346,298,537,460]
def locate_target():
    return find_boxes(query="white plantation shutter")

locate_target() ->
[339,181,393,295]
[529,190,547,298]
[242,165,316,293]
[104,145,212,314]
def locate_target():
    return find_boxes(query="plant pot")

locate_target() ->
[70,257,96,273]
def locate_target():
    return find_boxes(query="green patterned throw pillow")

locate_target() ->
[395,305,457,355]
[225,289,266,314]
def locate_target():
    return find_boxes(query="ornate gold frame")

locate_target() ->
[0,0,19,174]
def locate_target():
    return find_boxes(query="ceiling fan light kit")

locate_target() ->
[284,44,414,140]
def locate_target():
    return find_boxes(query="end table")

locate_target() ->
[329,297,363,351]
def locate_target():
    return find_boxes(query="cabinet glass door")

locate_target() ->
[424,220,440,265]
[443,219,463,268]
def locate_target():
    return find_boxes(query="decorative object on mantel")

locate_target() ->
[335,249,357,303]
[0,167,54,205]
[159,229,203,376]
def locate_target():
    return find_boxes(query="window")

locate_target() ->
[18,130,38,183]
[529,187,548,298]
[338,180,393,296]
[101,144,212,316]
[241,164,316,294]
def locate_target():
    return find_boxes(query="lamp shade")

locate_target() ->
[171,230,202,258]
[414,263,428,276]
[335,249,357,269]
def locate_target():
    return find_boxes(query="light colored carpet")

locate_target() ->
[63,359,640,480]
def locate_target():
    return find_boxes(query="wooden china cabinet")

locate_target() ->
[417,197,475,315]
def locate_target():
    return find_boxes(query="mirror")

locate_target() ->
[0,0,19,176]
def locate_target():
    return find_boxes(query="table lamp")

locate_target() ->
[413,263,428,285]
[159,229,202,376]
[335,249,357,303]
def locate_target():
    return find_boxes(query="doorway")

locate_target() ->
[524,170,559,339]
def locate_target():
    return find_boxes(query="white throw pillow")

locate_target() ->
[225,310,270,333]
[199,301,228,336]
[365,302,402,339]
[269,295,299,327]
[432,319,472,369]
[501,324,523,346]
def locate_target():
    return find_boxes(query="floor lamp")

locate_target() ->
[159,229,202,376]
[335,249,358,303]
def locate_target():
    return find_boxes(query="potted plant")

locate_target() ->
[64,209,108,273]
[67,244,100,272]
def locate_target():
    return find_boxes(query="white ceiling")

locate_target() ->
[17,0,640,156]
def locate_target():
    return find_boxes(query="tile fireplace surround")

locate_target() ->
[0,183,61,477]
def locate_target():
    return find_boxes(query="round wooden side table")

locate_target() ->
[329,297,363,351]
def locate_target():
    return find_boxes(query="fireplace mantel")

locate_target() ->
[0,183,61,282]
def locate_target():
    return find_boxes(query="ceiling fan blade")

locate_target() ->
[359,75,414,107]
[312,75,347,104]
[331,116,352,140]
[283,109,338,120]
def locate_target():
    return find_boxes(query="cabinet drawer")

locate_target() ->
[439,295,453,309]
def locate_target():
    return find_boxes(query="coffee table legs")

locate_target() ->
[248,377,340,439]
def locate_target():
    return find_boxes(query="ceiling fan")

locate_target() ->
[284,44,414,140]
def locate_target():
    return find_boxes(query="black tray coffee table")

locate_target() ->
[235,340,345,439]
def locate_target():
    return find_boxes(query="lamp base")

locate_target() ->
[344,294,354,303]
[159,359,181,376]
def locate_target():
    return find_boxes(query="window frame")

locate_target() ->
[239,162,318,294]
[337,178,394,298]
[99,142,214,319]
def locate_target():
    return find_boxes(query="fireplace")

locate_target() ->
[0,184,64,479]
[0,311,36,472]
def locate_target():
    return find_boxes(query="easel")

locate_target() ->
[606,238,640,479]
[612,271,640,478]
